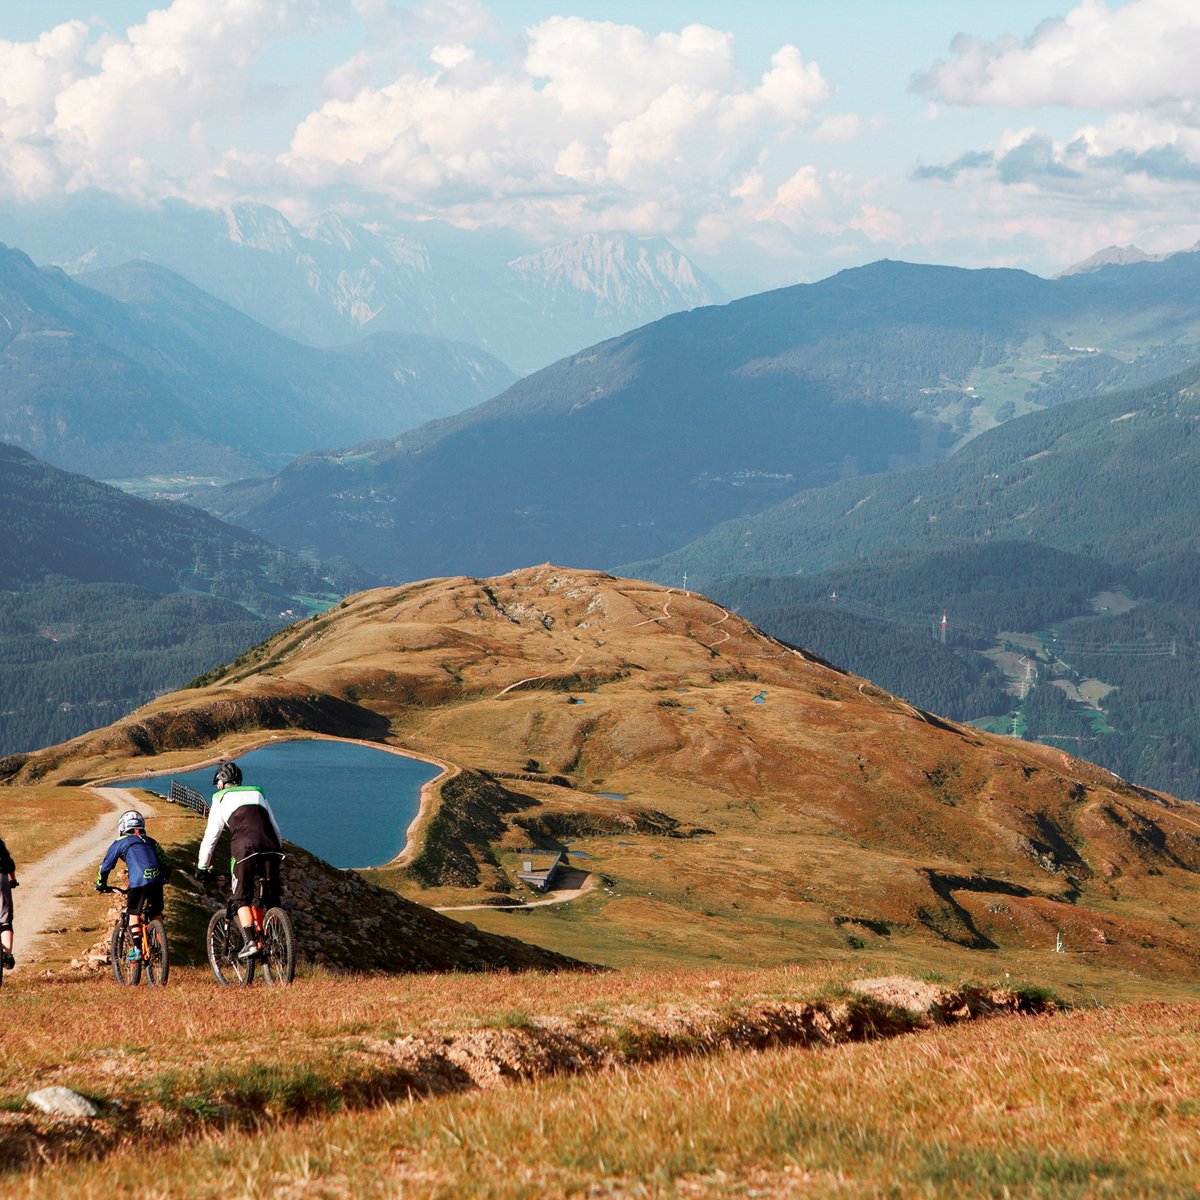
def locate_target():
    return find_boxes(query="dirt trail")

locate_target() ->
[435,873,597,912]
[12,787,155,971]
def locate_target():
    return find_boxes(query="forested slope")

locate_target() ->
[0,444,367,755]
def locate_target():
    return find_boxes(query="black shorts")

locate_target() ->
[126,882,164,919]
[231,853,282,908]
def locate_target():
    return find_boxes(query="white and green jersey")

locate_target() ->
[198,785,283,869]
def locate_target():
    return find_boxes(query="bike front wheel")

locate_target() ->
[110,922,141,986]
[144,918,169,987]
[261,908,296,985]
[206,911,254,986]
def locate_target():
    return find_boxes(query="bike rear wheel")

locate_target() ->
[111,922,141,986]
[144,918,169,986]
[206,910,254,986]
[261,908,296,985]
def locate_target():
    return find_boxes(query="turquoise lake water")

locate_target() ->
[119,739,440,868]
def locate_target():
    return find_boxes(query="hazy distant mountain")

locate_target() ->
[1055,244,1157,276]
[0,194,725,373]
[507,232,720,329]
[0,442,369,755]
[0,245,515,477]
[197,255,1200,581]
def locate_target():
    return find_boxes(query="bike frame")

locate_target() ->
[110,886,160,956]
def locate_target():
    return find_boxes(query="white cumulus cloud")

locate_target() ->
[280,16,836,238]
[0,0,328,199]
[916,0,1200,110]
[911,0,1200,267]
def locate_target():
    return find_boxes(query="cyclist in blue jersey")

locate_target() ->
[96,811,171,962]
[198,761,284,960]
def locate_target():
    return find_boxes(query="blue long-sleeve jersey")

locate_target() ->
[97,834,167,889]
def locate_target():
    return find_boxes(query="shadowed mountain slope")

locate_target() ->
[0,442,370,756]
[633,361,1200,583]
[10,566,1200,979]
[199,256,1200,579]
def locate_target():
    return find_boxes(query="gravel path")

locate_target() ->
[11,787,156,971]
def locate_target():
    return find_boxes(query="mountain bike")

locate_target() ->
[206,859,295,987]
[104,887,169,987]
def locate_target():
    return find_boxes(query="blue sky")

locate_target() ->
[4,0,1193,293]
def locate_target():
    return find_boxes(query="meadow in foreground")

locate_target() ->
[7,988,1198,1199]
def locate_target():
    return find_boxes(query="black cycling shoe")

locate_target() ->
[2,952,15,969]
[237,934,261,960]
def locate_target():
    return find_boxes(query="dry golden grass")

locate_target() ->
[12,998,1200,1199]
[0,963,856,1094]
[1,787,110,866]
[4,786,206,970]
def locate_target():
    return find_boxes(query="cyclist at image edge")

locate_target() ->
[95,811,171,961]
[0,834,17,971]
[198,760,284,960]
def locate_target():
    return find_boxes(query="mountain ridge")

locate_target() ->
[0,195,726,374]
[197,254,1200,579]
[0,441,369,756]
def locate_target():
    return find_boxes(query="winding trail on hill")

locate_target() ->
[434,872,597,912]
[13,787,154,970]
[704,606,732,649]
[494,649,585,698]
[632,588,677,628]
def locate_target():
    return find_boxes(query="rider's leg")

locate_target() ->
[231,860,260,957]
[0,878,13,963]
[126,887,146,956]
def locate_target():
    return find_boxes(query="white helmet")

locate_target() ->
[117,810,145,837]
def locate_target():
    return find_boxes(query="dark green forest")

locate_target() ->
[715,542,1200,801]
[0,584,272,754]
[0,444,367,756]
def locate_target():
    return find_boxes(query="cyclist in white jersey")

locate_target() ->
[198,760,284,960]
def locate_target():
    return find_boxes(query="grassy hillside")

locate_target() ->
[7,567,1200,1196]
[0,443,370,756]
[10,567,1200,988]
[198,256,1200,579]
[2,964,1198,1196]
[712,551,1200,802]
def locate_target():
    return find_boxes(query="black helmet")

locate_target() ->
[213,760,242,789]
